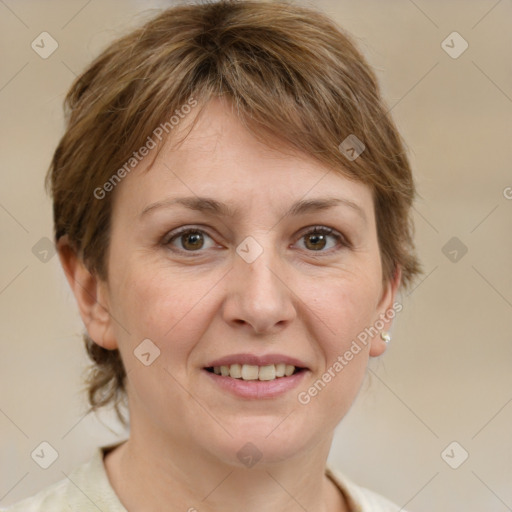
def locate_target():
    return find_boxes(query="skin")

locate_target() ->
[59,97,401,512]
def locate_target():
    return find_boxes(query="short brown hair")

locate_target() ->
[48,0,422,426]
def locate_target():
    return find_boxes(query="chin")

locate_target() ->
[199,417,316,468]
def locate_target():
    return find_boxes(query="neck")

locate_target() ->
[104,426,348,512]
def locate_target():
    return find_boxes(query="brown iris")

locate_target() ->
[303,231,327,251]
[180,231,205,250]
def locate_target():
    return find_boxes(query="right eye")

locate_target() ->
[164,227,217,253]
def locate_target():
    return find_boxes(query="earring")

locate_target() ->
[380,331,391,344]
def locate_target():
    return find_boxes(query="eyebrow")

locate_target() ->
[140,196,367,224]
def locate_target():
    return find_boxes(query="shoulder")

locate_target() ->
[326,465,408,512]
[0,478,69,512]
[1,443,126,512]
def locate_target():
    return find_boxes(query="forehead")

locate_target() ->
[112,97,374,221]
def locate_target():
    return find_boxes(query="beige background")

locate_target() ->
[1,0,511,510]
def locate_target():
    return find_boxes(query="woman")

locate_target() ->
[3,1,421,510]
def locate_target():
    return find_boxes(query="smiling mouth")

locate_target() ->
[205,363,306,381]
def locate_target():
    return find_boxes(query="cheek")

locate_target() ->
[107,266,219,418]
[108,262,218,360]
[308,271,381,352]
[298,273,381,413]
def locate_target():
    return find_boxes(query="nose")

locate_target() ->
[221,240,297,335]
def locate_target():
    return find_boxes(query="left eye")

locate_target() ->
[164,226,346,253]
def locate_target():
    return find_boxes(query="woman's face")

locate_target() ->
[97,97,399,465]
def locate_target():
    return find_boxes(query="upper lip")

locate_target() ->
[205,353,309,369]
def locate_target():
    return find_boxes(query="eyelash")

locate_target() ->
[162,225,350,256]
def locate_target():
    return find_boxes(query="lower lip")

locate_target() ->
[203,369,308,399]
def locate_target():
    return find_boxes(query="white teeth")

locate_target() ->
[212,363,299,381]
[241,364,259,380]
[258,365,276,381]
[275,363,286,377]
[229,363,242,378]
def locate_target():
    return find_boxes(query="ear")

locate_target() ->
[57,236,118,350]
[369,265,402,357]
